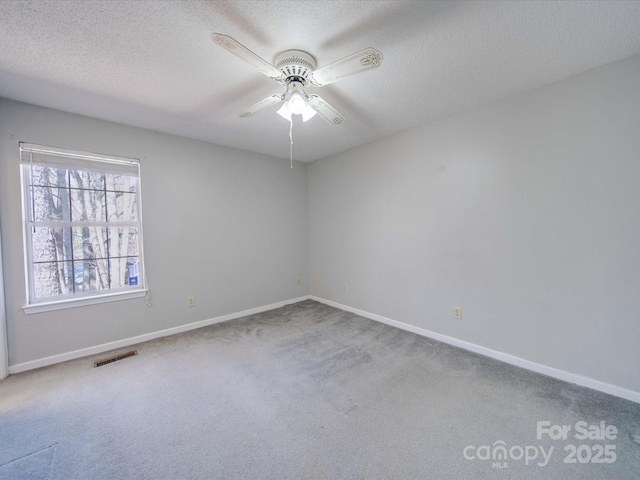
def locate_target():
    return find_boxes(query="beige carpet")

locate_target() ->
[1,300,639,479]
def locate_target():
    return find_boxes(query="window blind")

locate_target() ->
[19,143,139,176]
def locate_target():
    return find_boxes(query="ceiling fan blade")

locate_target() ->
[307,48,383,87]
[308,95,345,126]
[211,34,284,82]
[238,94,284,118]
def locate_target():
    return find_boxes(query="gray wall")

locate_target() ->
[308,54,640,394]
[0,98,309,366]
[0,226,6,378]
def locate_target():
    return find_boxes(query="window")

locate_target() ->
[20,143,146,311]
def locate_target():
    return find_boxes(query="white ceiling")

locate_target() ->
[1,1,640,163]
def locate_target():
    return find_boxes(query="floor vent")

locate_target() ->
[94,350,138,368]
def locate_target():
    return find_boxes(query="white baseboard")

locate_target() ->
[8,295,312,375]
[11,294,639,404]
[310,296,640,405]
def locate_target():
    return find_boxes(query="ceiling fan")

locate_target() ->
[211,34,383,125]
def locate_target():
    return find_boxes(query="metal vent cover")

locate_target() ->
[94,350,138,368]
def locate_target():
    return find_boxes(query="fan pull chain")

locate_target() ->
[289,119,293,168]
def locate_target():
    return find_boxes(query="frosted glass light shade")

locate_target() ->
[289,93,306,115]
[276,88,317,122]
[277,102,292,121]
[302,106,317,122]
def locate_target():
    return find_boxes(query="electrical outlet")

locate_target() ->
[296,278,302,286]
[187,296,195,307]
[342,283,348,292]
[453,306,462,320]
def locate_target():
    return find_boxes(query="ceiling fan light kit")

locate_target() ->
[276,80,317,122]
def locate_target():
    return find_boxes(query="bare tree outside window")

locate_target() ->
[21,144,145,304]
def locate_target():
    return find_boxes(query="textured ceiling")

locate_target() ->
[1,0,640,162]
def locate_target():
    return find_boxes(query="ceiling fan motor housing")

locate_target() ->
[275,50,317,84]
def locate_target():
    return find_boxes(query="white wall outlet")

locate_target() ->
[453,306,462,320]
[187,296,195,307]
[296,277,302,286]
[342,283,348,292]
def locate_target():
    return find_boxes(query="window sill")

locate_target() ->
[23,289,148,315]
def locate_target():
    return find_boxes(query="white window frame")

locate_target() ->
[20,143,147,314]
